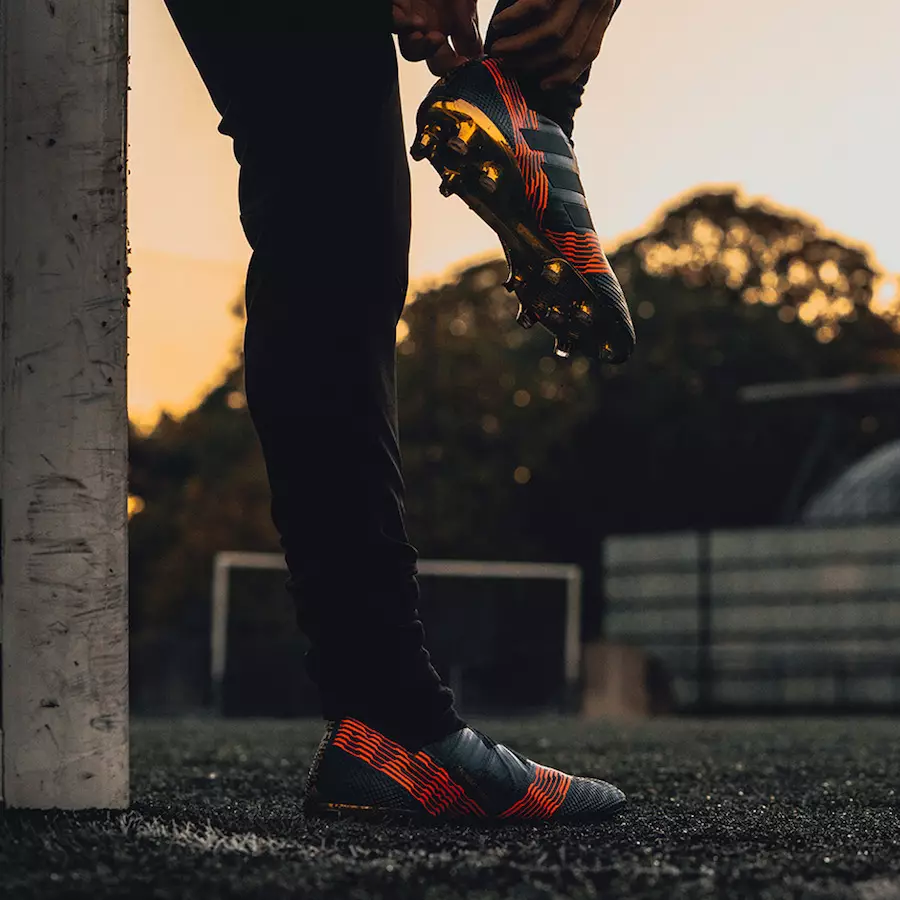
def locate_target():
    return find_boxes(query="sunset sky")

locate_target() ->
[128,0,900,427]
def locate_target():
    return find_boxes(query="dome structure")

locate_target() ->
[802,440,900,524]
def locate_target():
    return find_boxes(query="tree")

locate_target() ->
[397,189,899,558]
[128,351,280,640]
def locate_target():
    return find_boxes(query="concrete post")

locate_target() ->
[0,0,129,808]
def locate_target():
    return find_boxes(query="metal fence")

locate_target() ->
[603,525,900,712]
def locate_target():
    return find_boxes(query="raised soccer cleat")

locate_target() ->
[303,718,626,823]
[410,59,636,363]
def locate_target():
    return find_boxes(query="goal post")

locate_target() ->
[0,1,129,808]
[211,551,583,714]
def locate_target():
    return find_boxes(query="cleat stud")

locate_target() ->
[447,137,468,156]
[516,304,538,329]
[544,305,566,325]
[542,259,565,285]
[553,336,575,359]
[503,272,525,293]
[439,171,462,197]
[575,301,593,323]
[448,120,477,156]
[478,162,501,194]
[410,127,438,161]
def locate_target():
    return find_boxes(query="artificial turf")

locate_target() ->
[2,717,899,899]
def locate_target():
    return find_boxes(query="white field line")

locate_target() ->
[115,812,301,857]
[107,811,515,869]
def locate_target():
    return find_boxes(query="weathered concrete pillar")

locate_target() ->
[0,0,129,808]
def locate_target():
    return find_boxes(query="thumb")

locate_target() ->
[448,0,483,60]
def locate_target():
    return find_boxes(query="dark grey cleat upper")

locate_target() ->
[305,718,626,822]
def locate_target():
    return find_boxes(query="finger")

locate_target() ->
[399,30,449,63]
[448,0,483,59]
[540,3,611,88]
[392,0,426,32]
[489,0,555,34]
[497,0,613,71]
[512,0,610,73]
[506,2,600,73]
[490,0,578,55]
[427,39,469,75]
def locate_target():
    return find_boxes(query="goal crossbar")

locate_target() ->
[210,551,583,713]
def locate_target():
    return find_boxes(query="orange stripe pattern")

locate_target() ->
[544,230,611,275]
[332,719,486,818]
[482,59,549,225]
[480,60,610,279]
[498,764,572,819]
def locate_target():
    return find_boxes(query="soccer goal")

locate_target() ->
[0,2,129,808]
[211,552,583,717]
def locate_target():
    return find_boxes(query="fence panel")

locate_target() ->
[603,525,900,711]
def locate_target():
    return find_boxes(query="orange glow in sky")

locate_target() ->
[128,0,900,427]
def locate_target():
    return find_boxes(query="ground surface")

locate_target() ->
[1,717,899,899]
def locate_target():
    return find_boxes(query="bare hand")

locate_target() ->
[489,0,616,89]
[392,0,483,75]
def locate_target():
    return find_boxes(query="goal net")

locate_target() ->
[211,552,582,718]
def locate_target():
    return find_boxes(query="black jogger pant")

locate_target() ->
[162,0,616,744]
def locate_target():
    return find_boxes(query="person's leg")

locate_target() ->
[484,0,623,141]
[163,3,462,747]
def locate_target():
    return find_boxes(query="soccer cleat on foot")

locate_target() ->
[303,718,626,823]
[410,58,636,363]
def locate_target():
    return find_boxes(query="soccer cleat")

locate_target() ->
[410,58,636,363]
[303,718,626,823]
